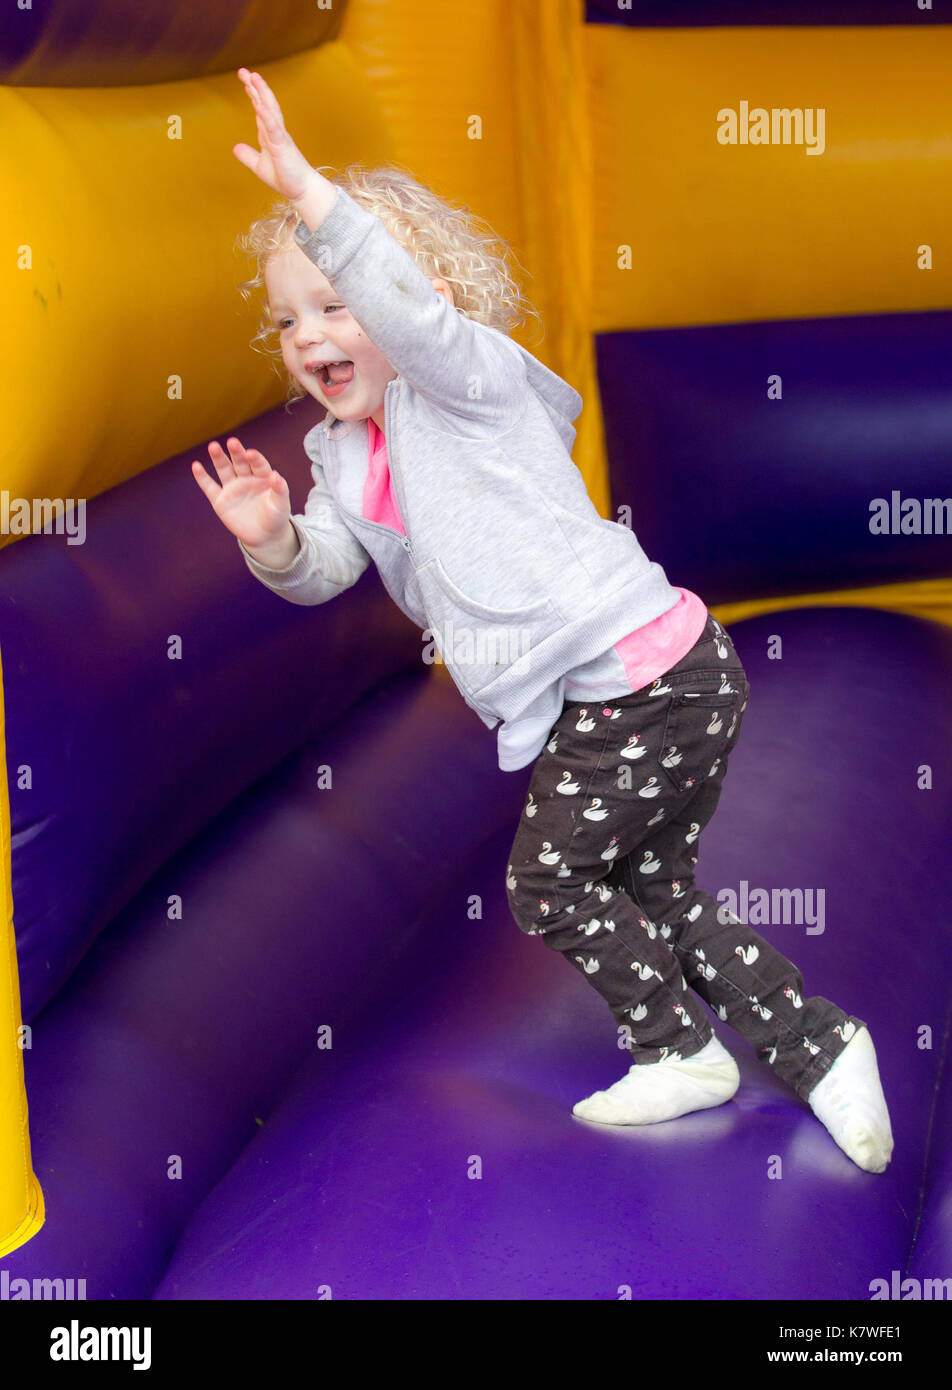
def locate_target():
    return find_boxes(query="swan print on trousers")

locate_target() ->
[695,948,717,981]
[504,612,860,1097]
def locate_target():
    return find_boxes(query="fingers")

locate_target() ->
[241,68,275,108]
[239,67,283,137]
[232,141,258,172]
[229,436,271,478]
[190,459,219,502]
[203,439,235,484]
[204,437,270,482]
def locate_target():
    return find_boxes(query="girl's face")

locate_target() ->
[265,243,398,425]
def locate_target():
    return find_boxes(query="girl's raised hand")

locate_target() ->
[191,437,293,555]
[232,67,316,202]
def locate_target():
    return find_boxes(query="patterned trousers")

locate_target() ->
[505,613,864,1102]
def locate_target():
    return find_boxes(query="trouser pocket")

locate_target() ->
[657,674,749,795]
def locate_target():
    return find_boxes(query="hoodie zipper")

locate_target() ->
[323,380,413,556]
[382,378,492,723]
[384,378,413,557]
[328,383,499,724]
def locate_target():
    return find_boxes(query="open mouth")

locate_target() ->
[310,360,354,388]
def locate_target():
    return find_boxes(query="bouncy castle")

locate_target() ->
[2,0,951,1299]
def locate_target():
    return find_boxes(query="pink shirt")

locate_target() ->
[363,417,407,537]
[363,417,707,698]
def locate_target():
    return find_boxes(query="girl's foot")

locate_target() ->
[807,1026,893,1173]
[572,1034,739,1125]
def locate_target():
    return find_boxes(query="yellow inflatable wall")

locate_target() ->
[0,647,45,1257]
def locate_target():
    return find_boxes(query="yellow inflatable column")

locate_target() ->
[0,647,45,1256]
[341,0,610,515]
[510,0,609,517]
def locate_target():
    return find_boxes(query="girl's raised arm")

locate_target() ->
[232,67,526,425]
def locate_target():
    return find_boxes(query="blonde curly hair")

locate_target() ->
[236,162,543,405]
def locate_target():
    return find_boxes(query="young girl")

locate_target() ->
[192,67,893,1175]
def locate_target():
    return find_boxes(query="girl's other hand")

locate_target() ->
[232,67,316,202]
[191,437,296,562]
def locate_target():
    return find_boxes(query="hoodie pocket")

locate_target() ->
[414,556,564,699]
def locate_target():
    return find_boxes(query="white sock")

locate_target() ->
[572,1034,739,1126]
[807,1025,893,1173]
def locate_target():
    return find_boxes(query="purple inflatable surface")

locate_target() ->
[4,302,950,1298]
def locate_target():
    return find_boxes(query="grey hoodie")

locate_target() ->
[239,184,682,758]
